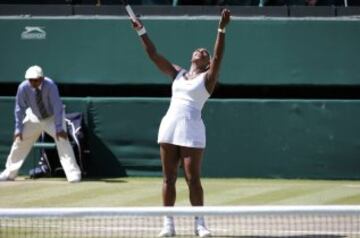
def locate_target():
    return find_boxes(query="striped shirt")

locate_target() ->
[15,77,64,134]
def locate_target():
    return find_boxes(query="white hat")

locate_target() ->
[25,65,44,79]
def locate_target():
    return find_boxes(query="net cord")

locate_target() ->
[1,206,360,218]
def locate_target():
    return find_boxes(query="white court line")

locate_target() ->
[345,184,360,188]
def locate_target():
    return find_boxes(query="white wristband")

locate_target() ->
[218,28,226,34]
[137,27,147,36]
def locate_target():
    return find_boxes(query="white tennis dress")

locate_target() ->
[157,69,210,148]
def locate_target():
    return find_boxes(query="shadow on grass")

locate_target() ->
[206,235,347,238]
[82,177,128,183]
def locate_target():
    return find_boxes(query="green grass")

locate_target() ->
[1,177,360,207]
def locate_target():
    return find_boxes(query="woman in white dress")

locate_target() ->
[132,9,230,237]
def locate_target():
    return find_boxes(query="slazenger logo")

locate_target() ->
[21,26,46,40]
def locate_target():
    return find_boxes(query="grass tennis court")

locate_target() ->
[1,177,360,237]
[0,177,360,207]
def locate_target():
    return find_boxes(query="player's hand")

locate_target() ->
[132,18,144,31]
[219,8,231,29]
[14,133,23,141]
[56,131,68,140]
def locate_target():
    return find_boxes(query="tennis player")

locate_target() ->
[131,8,230,237]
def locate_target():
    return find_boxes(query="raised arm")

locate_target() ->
[205,9,231,94]
[132,19,179,80]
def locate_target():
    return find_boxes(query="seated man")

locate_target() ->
[0,65,81,183]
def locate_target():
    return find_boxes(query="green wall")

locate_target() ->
[1,97,359,179]
[0,17,359,85]
[1,17,359,179]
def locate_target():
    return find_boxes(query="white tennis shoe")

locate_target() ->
[195,216,211,237]
[195,224,211,237]
[158,225,175,237]
[158,216,175,237]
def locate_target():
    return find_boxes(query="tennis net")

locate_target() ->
[1,206,359,238]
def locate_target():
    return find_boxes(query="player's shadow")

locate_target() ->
[80,178,128,183]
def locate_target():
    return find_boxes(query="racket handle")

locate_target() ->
[125,5,137,22]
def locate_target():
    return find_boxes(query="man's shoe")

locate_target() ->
[68,177,81,183]
[67,174,81,183]
[195,225,211,237]
[0,172,14,181]
[158,225,175,237]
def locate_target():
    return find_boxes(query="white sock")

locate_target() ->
[195,216,206,227]
[163,216,174,227]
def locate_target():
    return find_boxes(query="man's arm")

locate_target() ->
[14,85,27,139]
[48,83,66,139]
